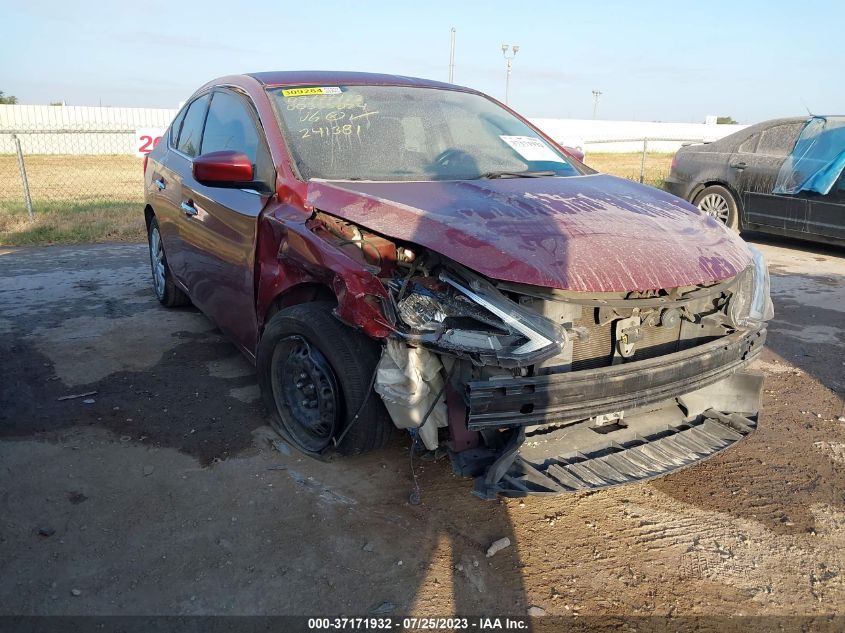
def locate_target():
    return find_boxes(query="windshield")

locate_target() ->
[267,85,580,182]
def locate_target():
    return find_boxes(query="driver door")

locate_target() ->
[177,88,276,357]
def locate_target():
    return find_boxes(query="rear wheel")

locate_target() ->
[693,185,740,232]
[257,302,393,456]
[147,217,190,307]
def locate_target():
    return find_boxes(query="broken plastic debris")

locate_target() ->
[271,439,291,456]
[486,536,512,557]
[57,391,97,402]
[369,601,396,615]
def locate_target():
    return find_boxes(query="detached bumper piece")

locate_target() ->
[453,368,765,499]
[470,408,757,499]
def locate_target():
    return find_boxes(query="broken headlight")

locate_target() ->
[728,245,775,327]
[393,270,568,367]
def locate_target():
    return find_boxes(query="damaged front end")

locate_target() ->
[308,210,773,499]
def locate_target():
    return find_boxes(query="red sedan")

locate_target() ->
[144,72,772,498]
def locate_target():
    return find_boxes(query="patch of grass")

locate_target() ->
[0,154,146,246]
[0,200,146,246]
[0,154,144,203]
[584,152,675,189]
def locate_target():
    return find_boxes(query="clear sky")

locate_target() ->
[1,0,840,124]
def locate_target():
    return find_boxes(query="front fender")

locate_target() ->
[256,212,393,342]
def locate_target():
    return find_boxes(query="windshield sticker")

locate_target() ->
[284,92,366,112]
[281,86,343,97]
[499,135,565,163]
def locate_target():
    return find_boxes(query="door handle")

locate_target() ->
[154,178,166,191]
[180,201,198,217]
[730,162,747,170]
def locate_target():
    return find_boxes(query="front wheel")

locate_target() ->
[257,302,393,456]
[693,185,740,232]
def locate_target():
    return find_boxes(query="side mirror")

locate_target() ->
[193,150,254,187]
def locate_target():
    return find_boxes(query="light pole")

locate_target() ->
[502,44,519,105]
[448,27,456,83]
[592,90,603,119]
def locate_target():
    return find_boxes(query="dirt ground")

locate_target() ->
[0,235,843,620]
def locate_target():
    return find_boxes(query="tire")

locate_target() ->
[257,302,393,456]
[693,185,740,232]
[147,217,191,307]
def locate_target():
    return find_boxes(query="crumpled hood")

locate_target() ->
[307,174,751,292]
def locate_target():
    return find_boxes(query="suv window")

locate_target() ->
[834,170,845,198]
[738,133,758,153]
[757,123,802,157]
[201,91,260,163]
[176,94,211,158]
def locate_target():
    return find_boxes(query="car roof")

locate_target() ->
[752,116,808,128]
[247,70,459,90]
[698,116,807,150]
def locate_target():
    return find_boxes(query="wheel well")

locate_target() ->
[263,283,337,325]
[691,180,746,230]
[692,181,741,206]
[144,205,155,231]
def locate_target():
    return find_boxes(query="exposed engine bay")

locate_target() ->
[307,210,773,498]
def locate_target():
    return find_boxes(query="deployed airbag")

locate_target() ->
[374,339,448,451]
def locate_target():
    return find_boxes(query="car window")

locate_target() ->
[176,94,211,158]
[756,123,802,157]
[826,160,845,199]
[201,91,260,163]
[738,133,758,153]
[267,85,581,182]
[169,108,187,146]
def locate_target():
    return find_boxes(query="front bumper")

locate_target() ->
[466,326,765,430]
[451,327,767,498]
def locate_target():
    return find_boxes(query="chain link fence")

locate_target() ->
[1,127,145,210]
[0,126,697,245]
[0,126,147,244]
[583,137,704,187]
[0,131,692,211]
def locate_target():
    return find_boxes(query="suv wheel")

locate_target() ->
[693,185,740,232]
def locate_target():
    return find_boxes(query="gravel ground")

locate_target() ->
[0,235,843,618]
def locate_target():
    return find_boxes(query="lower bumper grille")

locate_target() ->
[472,409,757,499]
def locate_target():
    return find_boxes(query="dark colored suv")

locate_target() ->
[666,116,845,246]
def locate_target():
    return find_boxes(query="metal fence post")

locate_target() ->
[12,134,34,221]
[639,139,648,184]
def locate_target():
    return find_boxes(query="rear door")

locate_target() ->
[161,93,212,281]
[739,122,805,229]
[177,88,275,356]
[146,107,186,227]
